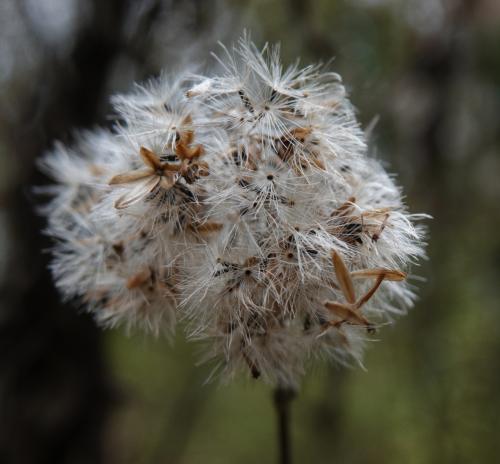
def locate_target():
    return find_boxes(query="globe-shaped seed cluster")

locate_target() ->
[41,37,426,386]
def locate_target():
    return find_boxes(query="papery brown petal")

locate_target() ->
[324,301,371,327]
[175,142,191,160]
[140,146,162,170]
[351,269,406,281]
[180,114,194,145]
[332,251,356,304]
[355,274,385,309]
[189,144,204,159]
[162,163,181,172]
[109,169,152,185]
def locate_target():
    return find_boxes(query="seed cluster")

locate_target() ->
[41,37,426,386]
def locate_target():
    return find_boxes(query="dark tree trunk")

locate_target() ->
[0,2,129,463]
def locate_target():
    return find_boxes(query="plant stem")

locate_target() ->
[273,386,296,464]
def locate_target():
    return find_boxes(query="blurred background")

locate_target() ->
[1,0,499,463]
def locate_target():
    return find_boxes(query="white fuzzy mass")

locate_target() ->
[40,36,427,387]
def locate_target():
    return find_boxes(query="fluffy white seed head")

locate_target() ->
[41,36,427,387]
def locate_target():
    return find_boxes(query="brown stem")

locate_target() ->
[273,386,296,464]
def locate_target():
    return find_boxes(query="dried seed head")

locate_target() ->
[40,35,427,387]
